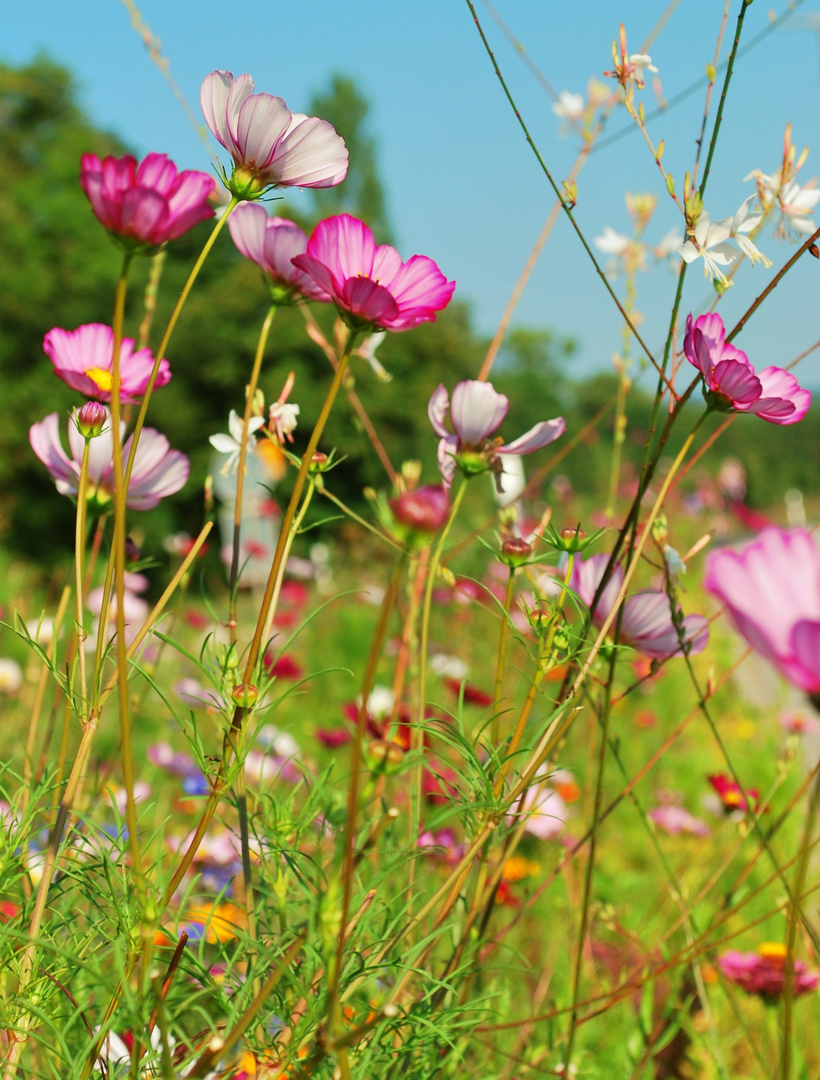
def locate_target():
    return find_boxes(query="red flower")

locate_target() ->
[708,773,760,814]
[443,678,493,708]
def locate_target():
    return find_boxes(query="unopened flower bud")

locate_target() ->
[389,486,449,535]
[309,452,329,474]
[401,460,422,489]
[124,537,141,564]
[500,536,534,567]
[75,401,108,439]
[365,739,405,775]
[231,683,259,708]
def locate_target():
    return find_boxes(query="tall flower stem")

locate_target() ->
[228,303,277,640]
[490,571,515,748]
[74,441,91,716]
[259,476,317,655]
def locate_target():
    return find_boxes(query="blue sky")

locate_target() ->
[6,0,820,387]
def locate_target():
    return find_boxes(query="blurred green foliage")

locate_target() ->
[0,57,816,569]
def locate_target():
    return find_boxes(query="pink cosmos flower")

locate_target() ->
[704,527,820,694]
[507,782,568,841]
[428,380,565,490]
[80,152,214,250]
[684,312,810,425]
[719,946,820,999]
[30,407,188,510]
[570,553,709,659]
[707,773,760,815]
[648,804,710,837]
[43,324,171,403]
[292,214,455,332]
[200,70,348,195]
[227,203,326,302]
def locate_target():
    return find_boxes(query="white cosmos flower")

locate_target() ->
[209,410,265,474]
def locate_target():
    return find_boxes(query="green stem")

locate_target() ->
[74,442,91,716]
[490,571,515,748]
[228,304,277,639]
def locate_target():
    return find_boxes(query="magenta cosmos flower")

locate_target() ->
[293,214,456,332]
[43,324,171,403]
[80,153,215,251]
[684,312,810,424]
[30,408,188,510]
[428,380,565,490]
[570,553,709,659]
[200,70,348,197]
[719,945,820,999]
[227,203,325,303]
[704,527,820,695]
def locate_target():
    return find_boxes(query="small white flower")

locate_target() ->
[727,195,772,267]
[779,179,820,237]
[269,401,299,442]
[552,90,585,124]
[680,212,740,285]
[429,653,469,681]
[357,331,391,381]
[0,659,23,694]
[653,227,684,262]
[26,617,55,648]
[365,686,394,718]
[209,410,265,475]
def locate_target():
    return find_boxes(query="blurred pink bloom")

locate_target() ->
[30,407,188,510]
[293,214,455,332]
[389,485,450,534]
[80,152,214,249]
[707,773,760,815]
[684,312,810,425]
[200,70,348,193]
[227,204,326,301]
[780,710,820,736]
[719,946,820,999]
[418,829,466,865]
[571,553,709,659]
[429,380,565,489]
[648,804,710,837]
[704,527,820,694]
[508,782,567,840]
[43,324,171,403]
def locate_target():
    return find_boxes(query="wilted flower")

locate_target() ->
[200,70,348,197]
[719,944,820,999]
[80,152,215,251]
[30,408,189,510]
[44,324,171,403]
[228,203,326,303]
[428,380,565,490]
[570,553,709,659]
[293,214,455,332]
[683,313,810,424]
[704,527,820,694]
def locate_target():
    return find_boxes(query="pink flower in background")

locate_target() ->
[200,70,348,194]
[227,204,326,302]
[428,380,565,489]
[683,312,810,425]
[292,214,455,332]
[570,553,709,659]
[648,804,710,837]
[704,527,820,694]
[707,773,760,815]
[43,324,171,403]
[30,408,188,510]
[80,152,215,249]
[508,782,568,841]
[719,945,820,999]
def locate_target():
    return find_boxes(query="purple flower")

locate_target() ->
[293,214,455,332]
[29,408,188,510]
[704,527,820,694]
[428,380,565,490]
[227,203,326,302]
[200,70,348,196]
[80,152,215,251]
[684,313,810,425]
[43,324,171,404]
[571,553,709,659]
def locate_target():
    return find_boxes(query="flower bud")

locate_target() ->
[75,401,108,439]
[389,486,449,535]
[124,537,141,564]
[231,683,258,708]
[500,536,534,568]
[365,739,405,775]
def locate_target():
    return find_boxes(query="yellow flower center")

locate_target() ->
[759,942,788,962]
[85,367,113,392]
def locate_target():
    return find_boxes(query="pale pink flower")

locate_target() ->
[684,312,810,425]
[43,324,171,403]
[570,553,709,659]
[200,70,348,195]
[428,380,565,489]
[648,804,710,837]
[80,153,215,250]
[508,782,567,840]
[293,214,455,332]
[704,527,820,695]
[227,203,325,301]
[30,408,188,510]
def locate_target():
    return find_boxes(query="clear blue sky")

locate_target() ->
[6,0,820,387]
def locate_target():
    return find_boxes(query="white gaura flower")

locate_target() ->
[727,195,772,267]
[653,227,684,263]
[209,410,265,475]
[594,226,646,276]
[778,179,820,238]
[0,659,23,695]
[680,212,740,285]
[553,90,585,124]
